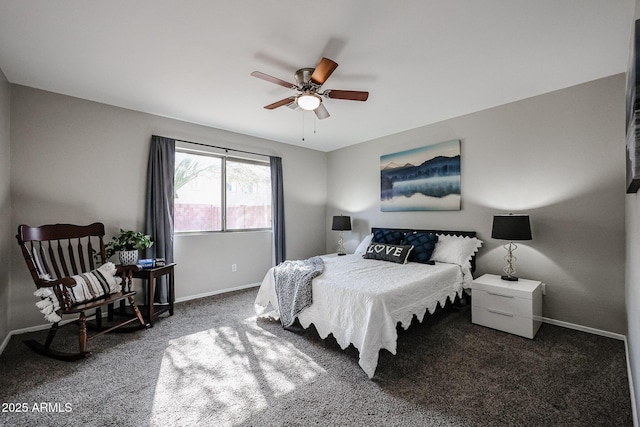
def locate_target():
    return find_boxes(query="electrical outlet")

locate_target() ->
[232,264,237,272]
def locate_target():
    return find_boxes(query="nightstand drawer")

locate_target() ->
[472,306,541,339]
[472,289,533,318]
[472,277,539,299]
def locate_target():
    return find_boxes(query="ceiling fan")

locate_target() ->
[250,57,369,120]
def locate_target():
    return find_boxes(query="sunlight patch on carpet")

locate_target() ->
[150,318,325,425]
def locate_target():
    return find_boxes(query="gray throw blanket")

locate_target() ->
[274,256,324,328]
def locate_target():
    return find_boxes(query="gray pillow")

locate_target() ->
[363,243,413,264]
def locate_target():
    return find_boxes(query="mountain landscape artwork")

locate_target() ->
[380,140,461,211]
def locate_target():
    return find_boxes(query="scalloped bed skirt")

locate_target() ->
[254,254,467,378]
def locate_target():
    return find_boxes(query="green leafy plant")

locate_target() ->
[104,229,154,259]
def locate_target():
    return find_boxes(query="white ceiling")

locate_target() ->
[0,1,634,152]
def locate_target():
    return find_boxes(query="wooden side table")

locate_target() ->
[132,263,176,326]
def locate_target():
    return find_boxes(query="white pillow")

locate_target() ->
[354,233,373,256]
[68,262,122,305]
[430,234,483,269]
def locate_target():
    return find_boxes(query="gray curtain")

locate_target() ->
[145,136,175,304]
[270,156,285,265]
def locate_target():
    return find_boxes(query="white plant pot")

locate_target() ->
[118,250,139,265]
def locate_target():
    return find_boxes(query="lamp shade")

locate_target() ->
[331,215,352,231]
[491,214,532,241]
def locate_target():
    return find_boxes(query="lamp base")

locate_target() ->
[501,275,519,281]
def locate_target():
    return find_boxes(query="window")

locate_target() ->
[226,158,272,230]
[174,150,272,232]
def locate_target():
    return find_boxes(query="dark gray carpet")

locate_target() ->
[0,287,632,426]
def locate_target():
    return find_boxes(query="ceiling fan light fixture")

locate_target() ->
[297,92,321,111]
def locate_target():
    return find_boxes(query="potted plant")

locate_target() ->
[105,229,154,265]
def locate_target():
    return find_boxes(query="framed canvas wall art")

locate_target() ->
[380,139,461,211]
[627,19,640,193]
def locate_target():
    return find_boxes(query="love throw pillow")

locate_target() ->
[363,243,413,264]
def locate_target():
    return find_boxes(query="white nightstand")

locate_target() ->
[471,273,543,339]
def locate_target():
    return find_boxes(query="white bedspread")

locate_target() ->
[254,254,466,378]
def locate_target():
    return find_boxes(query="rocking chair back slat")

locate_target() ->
[87,240,96,271]
[68,239,79,275]
[46,242,63,280]
[28,244,46,282]
[37,243,53,281]
[77,239,90,273]
[56,241,70,278]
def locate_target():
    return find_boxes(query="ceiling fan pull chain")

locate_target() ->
[301,112,305,142]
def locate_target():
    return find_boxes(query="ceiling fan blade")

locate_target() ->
[310,57,338,86]
[326,90,369,101]
[314,103,330,120]
[264,97,296,110]
[251,71,296,89]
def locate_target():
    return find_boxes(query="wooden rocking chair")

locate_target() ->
[16,222,150,361]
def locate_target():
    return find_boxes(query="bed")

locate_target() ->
[254,227,482,378]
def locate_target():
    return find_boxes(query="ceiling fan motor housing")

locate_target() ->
[295,68,317,90]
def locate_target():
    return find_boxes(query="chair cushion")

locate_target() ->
[68,262,122,305]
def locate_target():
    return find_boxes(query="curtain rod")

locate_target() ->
[154,135,272,158]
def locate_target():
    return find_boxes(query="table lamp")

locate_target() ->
[491,213,532,281]
[332,215,352,256]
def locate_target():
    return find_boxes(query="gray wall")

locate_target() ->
[626,0,640,419]
[0,68,10,343]
[9,85,327,331]
[327,74,626,335]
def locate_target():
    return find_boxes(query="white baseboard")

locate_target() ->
[624,337,639,427]
[0,331,11,356]
[174,282,260,304]
[542,316,626,341]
